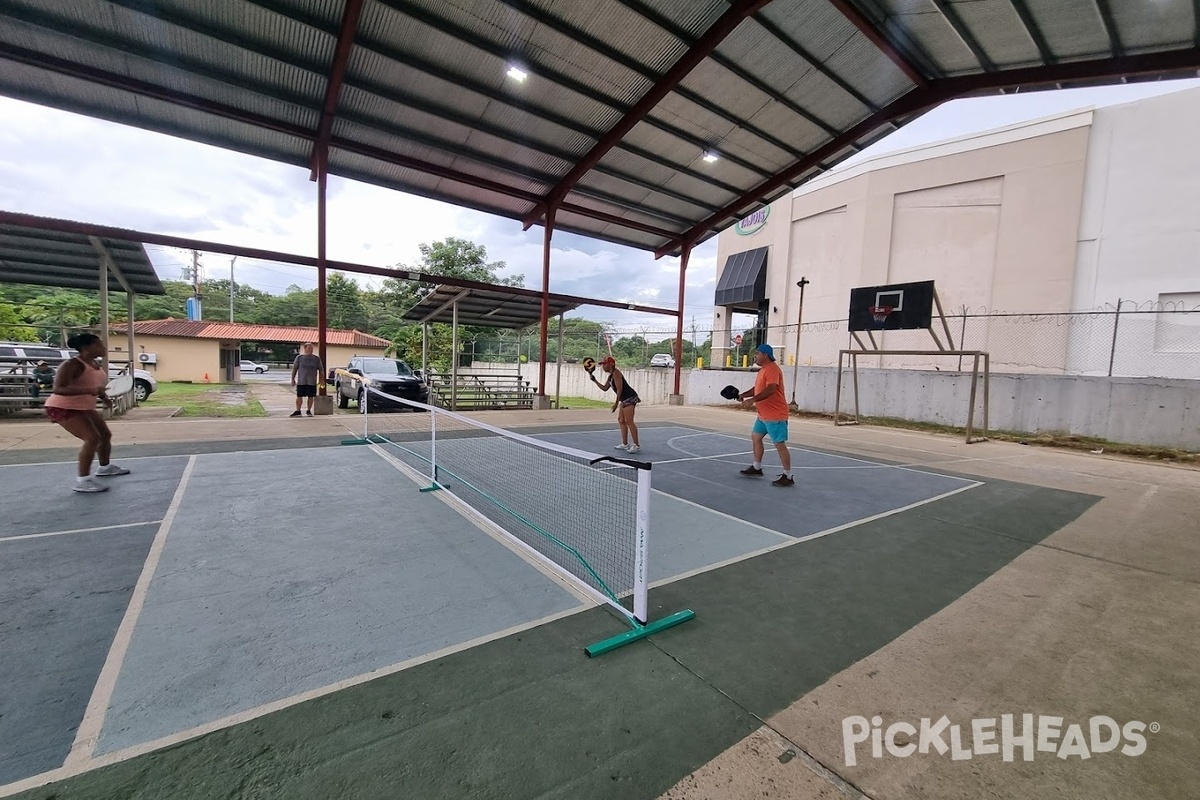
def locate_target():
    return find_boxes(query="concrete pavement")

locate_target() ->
[1,404,1196,799]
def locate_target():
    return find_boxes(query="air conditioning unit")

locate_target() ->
[138,352,158,364]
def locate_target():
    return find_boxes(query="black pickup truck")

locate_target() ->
[332,356,429,411]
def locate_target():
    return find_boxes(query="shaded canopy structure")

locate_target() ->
[3,0,1198,399]
[0,222,166,413]
[402,283,585,408]
[401,285,580,329]
[0,224,162,295]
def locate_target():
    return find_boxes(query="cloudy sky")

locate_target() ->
[2,76,1198,336]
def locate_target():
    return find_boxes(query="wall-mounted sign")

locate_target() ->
[735,206,769,236]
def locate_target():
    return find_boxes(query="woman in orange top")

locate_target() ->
[44,333,130,493]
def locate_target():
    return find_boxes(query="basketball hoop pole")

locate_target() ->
[789,277,809,410]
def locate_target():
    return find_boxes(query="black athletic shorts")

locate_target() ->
[296,384,317,398]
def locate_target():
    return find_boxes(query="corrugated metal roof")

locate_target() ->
[0,223,164,295]
[401,284,580,328]
[1,0,1197,258]
[113,319,391,346]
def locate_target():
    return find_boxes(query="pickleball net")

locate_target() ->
[341,379,693,656]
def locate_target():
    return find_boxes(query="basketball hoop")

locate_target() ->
[869,306,894,325]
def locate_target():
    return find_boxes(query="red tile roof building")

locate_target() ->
[112,319,390,348]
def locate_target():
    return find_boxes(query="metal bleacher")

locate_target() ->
[425,368,534,411]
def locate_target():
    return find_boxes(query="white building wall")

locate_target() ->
[1070,85,1200,378]
[1076,86,1200,308]
[721,112,1092,372]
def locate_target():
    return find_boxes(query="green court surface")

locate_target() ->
[3,468,1097,800]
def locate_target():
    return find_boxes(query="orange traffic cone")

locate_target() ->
[202,372,210,383]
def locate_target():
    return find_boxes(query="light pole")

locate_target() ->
[789,277,809,411]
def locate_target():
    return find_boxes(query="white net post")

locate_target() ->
[429,398,438,484]
[360,375,369,440]
[352,383,693,654]
[633,467,651,625]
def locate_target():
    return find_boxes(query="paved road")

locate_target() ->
[240,371,291,385]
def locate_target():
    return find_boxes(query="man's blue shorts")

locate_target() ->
[752,418,788,443]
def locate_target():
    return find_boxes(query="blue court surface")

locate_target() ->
[0,424,980,792]
[531,424,979,539]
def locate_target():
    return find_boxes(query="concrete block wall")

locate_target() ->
[688,366,1199,451]
[465,362,681,405]
[466,361,1197,449]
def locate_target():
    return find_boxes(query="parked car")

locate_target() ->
[0,341,157,402]
[334,357,428,411]
[239,360,270,374]
[107,362,158,402]
[649,353,676,368]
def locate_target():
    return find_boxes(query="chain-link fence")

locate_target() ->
[7,301,1199,380]
[544,304,1200,380]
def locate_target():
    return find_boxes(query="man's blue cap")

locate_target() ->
[756,343,774,360]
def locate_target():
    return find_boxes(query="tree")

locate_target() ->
[254,285,318,327]
[379,238,524,368]
[325,272,369,331]
[200,278,272,323]
[132,280,194,321]
[0,302,37,341]
[23,293,101,345]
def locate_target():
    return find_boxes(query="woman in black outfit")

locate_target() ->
[591,356,641,454]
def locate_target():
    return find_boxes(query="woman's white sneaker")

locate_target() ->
[95,464,131,477]
[73,477,109,493]
[625,444,641,454]
[614,443,628,450]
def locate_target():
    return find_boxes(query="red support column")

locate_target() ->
[317,147,329,389]
[672,240,692,398]
[537,206,556,401]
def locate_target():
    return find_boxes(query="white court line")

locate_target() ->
[63,455,197,768]
[0,604,587,800]
[694,429,979,484]
[651,448,1018,472]
[648,479,984,591]
[652,488,792,543]
[0,440,360,469]
[0,454,190,469]
[365,443,600,610]
[0,520,165,544]
[654,449,898,469]
[534,426,979,478]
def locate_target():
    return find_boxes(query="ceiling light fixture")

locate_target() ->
[507,65,528,82]
[703,152,719,163]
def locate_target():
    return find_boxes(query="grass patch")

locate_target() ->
[779,408,1198,464]
[141,382,267,418]
[139,382,215,402]
[553,395,611,409]
[172,399,267,418]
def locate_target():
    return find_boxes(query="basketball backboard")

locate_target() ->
[848,280,935,331]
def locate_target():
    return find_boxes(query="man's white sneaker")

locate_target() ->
[95,464,131,477]
[73,478,109,493]
[625,445,641,454]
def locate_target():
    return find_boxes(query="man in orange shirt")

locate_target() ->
[738,343,793,487]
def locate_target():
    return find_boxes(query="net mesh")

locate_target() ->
[358,384,646,619]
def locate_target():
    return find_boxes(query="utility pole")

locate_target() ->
[229,256,237,322]
[191,249,203,320]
